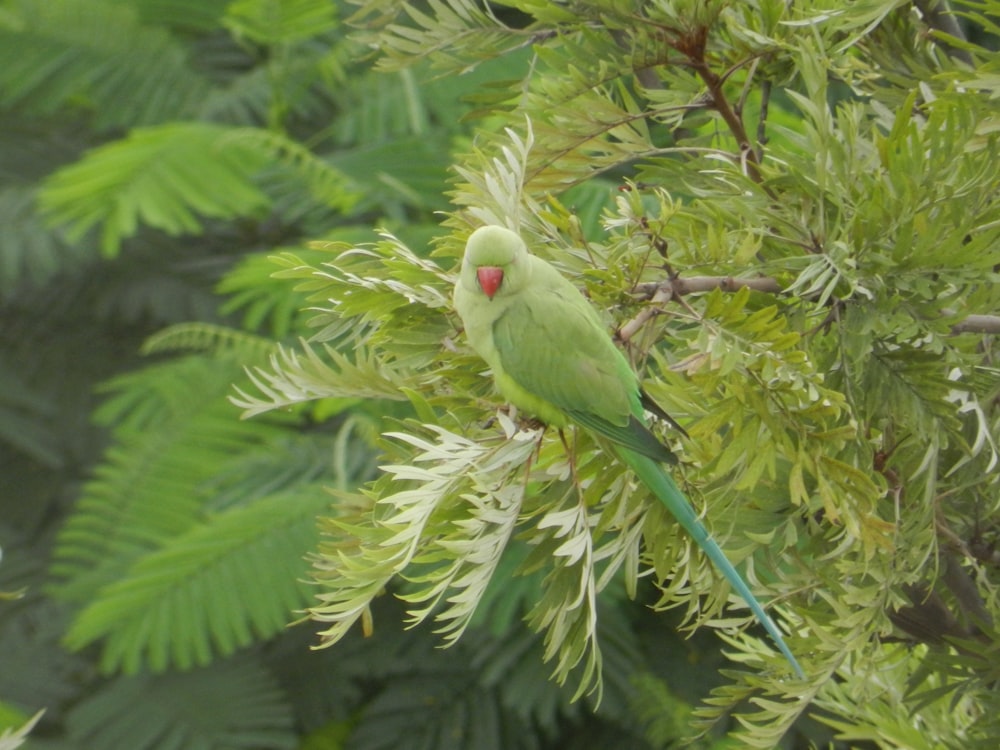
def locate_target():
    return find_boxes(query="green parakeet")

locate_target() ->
[453,225,804,678]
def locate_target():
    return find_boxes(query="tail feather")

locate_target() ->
[619,448,805,678]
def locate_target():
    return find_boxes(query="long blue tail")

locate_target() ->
[619,449,805,678]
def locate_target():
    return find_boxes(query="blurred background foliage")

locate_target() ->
[0,1,998,749]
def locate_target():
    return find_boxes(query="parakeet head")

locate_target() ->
[460,225,529,300]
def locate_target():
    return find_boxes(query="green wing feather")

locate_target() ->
[490,258,676,463]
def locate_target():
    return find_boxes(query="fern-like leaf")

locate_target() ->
[129,0,232,32]
[63,486,333,673]
[309,420,538,646]
[64,657,295,750]
[0,0,211,129]
[50,356,290,602]
[141,322,278,361]
[232,340,410,416]
[388,425,527,644]
[0,710,44,750]
[38,122,272,256]
[224,0,338,45]
[0,361,61,468]
[0,186,93,297]
[347,0,528,73]
[226,127,359,211]
[347,664,534,750]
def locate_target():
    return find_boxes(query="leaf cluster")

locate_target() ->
[225,0,1000,745]
[4,1,702,748]
[3,1,999,748]
[0,1,553,749]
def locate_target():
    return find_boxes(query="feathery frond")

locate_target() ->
[309,420,538,646]
[141,322,278,360]
[347,0,530,73]
[0,361,61,468]
[225,127,359,211]
[232,341,410,416]
[39,122,271,256]
[64,658,296,750]
[64,486,334,673]
[0,0,212,129]
[50,355,291,602]
[0,186,94,297]
[223,0,338,45]
[0,710,43,750]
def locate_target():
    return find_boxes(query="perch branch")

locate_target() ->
[618,274,1000,341]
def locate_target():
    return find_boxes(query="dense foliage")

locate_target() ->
[1,1,998,749]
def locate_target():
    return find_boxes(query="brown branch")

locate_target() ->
[632,275,783,299]
[620,274,1000,340]
[617,283,673,343]
[684,49,764,186]
[915,0,974,65]
[619,275,782,342]
[950,314,1000,334]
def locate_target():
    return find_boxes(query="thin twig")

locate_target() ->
[756,78,772,162]
[632,275,784,298]
[618,284,673,343]
[692,60,762,181]
[621,274,1000,338]
[733,57,759,117]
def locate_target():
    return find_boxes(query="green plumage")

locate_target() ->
[454,225,804,678]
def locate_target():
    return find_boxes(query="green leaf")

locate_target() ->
[0,0,212,129]
[64,658,295,750]
[39,122,271,256]
[0,360,62,468]
[64,487,332,673]
[0,709,43,750]
[233,340,412,416]
[50,355,290,602]
[224,0,338,45]
[0,186,94,297]
[351,676,533,750]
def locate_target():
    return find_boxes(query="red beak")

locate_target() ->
[477,266,504,299]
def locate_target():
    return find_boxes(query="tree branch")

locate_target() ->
[631,275,784,299]
[949,314,1000,334]
[674,27,767,188]
[915,0,974,65]
[619,274,1000,340]
[756,78,772,162]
